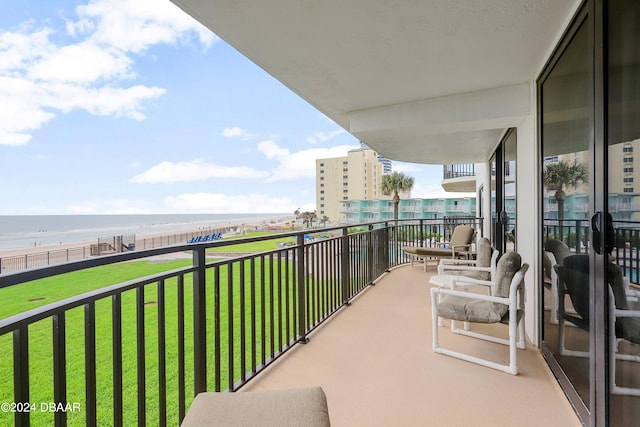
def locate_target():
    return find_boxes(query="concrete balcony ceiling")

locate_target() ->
[171,0,579,164]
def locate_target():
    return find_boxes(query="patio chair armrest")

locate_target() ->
[448,276,494,289]
[441,265,490,272]
[437,264,490,276]
[626,290,640,298]
[614,309,640,318]
[439,258,478,266]
[431,286,509,305]
[451,244,472,251]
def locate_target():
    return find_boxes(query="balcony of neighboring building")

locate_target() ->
[442,164,477,192]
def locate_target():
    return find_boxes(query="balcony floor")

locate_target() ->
[242,264,582,427]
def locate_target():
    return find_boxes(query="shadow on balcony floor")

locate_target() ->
[241,264,581,427]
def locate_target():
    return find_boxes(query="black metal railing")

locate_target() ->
[0,219,482,427]
[443,164,476,180]
[543,218,640,285]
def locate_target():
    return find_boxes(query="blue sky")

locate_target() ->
[0,0,463,215]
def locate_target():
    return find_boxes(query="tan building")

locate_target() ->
[316,146,391,223]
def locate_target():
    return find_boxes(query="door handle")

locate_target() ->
[591,212,602,255]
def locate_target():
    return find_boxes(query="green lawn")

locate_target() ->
[207,231,298,253]
[0,238,315,426]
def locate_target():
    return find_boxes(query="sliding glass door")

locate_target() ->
[490,129,517,255]
[539,1,640,425]
[539,9,592,421]
[606,1,640,424]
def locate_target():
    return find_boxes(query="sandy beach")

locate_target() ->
[0,216,296,260]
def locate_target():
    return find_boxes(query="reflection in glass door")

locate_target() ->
[540,12,592,421]
[606,1,640,424]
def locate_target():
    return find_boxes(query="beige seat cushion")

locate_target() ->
[181,387,331,427]
[436,252,522,323]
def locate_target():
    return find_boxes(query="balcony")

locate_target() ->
[0,220,579,426]
[442,164,477,192]
[243,265,579,426]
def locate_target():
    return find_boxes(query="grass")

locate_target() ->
[206,231,299,253]
[0,236,329,426]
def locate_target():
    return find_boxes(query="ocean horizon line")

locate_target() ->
[0,213,292,251]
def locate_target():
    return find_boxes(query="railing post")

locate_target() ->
[13,327,29,427]
[341,227,351,305]
[192,246,207,393]
[296,233,309,343]
[367,224,374,286]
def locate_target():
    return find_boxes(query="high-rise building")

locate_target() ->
[316,145,390,223]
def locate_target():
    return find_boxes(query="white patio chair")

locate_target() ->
[431,252,528,375]
[431,237,498,329]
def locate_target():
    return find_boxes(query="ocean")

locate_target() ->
[0,214,285,251]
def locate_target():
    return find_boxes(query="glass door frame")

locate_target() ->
[538,1,609,425]
[491,128,516,255]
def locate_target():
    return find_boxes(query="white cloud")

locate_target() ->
[164,192,295,213]
[131,159,269,183]
[306,128,345,144]
[29,41,134,83]
[221,126,254,138]
[257,140,358,181]
[72,0,217,53]
[257,140,290,160]
[0,0,216,146]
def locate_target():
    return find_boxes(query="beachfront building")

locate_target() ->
[316,144,395,223]
[342,197,476,224]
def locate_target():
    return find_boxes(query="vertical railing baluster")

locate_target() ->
[157,280,166,427]
[53,313,67,427]
[317,241,328,319]
[227,263,234,391]
[112,294,123,427]
[177,275,186,423]
[277,252,283,352]
[13,326,29,427]
[291,248,298,345]
[284,250,291,346]
[250,258,257,374]
[213,265,221,392]
[368,225,374,286]
[85,302,97,427]
[296,234,308,343]
[261,255,267,364]
[136,287,146,427]
[269,253,275,358]
[341,228,350,305]
[239,259,246,383]
[192,247,207,395]
[306,245,312,329]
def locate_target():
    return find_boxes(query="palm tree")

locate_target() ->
[381,172,415,224]
[301,211,317,228]
[320,215,329,227]
[543,160,588,222]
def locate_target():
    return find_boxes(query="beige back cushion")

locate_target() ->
[449,225,475,246]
